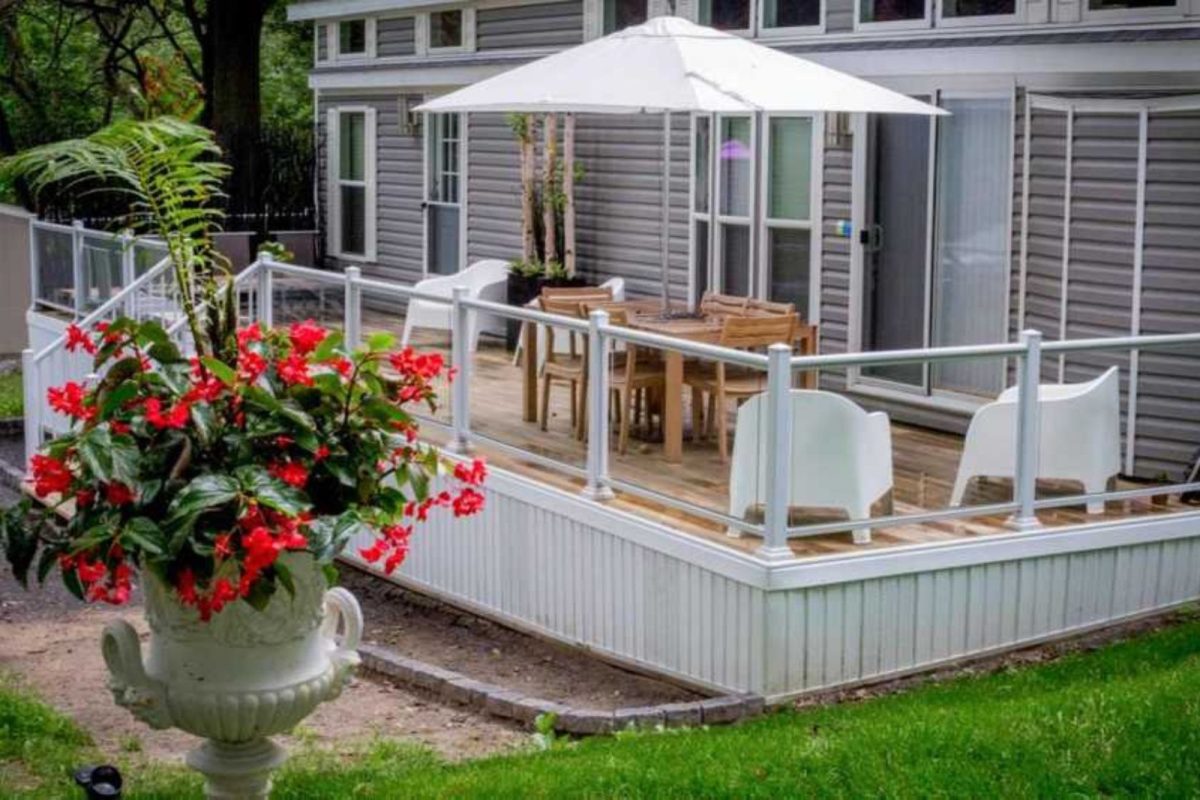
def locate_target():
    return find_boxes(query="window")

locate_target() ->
[942,0,1015,14]
[698,0,752,30]
[717,115,754,296]
[430,9,463,49]
[603,0,647,32]
[339,20,366,55]
[1088,0,1174,7]
[859,0,926,23]
[763,116,815,314]
[328,108,376,260]
[762,0,821,28]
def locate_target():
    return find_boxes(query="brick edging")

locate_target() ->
[358,643,765,735]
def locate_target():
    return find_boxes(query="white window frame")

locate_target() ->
[314,23,328,64]
[327,106,378,263]
[328,17,377,62]
[757,113,823,323]
[421,110,469,277]
[757,0,826,37]
[416,7,476,56]
[853,0,931,30]
[936,0,1024,27]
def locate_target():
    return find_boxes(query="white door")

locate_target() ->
[424,113,463,275]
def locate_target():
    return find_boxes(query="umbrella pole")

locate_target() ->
[660,111,671,310]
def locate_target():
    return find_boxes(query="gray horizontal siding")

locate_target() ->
[818,130,852,393]
[377,17,416,58]
[476,1,583,51]
[1135,109,1200,477]
[467,113,522,263]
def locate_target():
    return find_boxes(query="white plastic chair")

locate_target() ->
[729,390,894,545]
[400,260,509,352]
[512,276,626,367]
[950,367,1120,515]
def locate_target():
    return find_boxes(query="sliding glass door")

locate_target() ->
[859,92,1012,398]
[716,115,754,297]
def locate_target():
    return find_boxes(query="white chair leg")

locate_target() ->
[1084,476,1112,515]
[849,503,871,545]
[949,470,973,508]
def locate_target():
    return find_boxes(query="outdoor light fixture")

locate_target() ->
[400,95,424,137]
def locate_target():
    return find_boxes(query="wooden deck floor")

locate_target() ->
[320,304,1188,560]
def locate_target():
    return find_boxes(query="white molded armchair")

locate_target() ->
[730,390,894,545]
[950,367,1120,514]
[400,260,509,351]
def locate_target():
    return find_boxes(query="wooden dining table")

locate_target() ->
[521,301,818,463]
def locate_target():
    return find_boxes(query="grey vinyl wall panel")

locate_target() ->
[466,113,523,263]
[1023,105,1067,381]
[317,93,425,294]
[764,532,1200,696]
[825,0,856,32]
[377,17,416,57]
[817,129,853,392]
[476,1,583,51]
[1135,110,1200,476]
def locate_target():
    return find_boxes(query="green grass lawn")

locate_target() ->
[0,371,22,417]
[5,613,1200,798]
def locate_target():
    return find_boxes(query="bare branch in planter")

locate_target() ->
[563,113,576,278]
[542,112,558,268]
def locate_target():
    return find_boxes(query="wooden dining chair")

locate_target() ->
[581,303,666,454]
[746,298,796,317]
[538,296,590,437]
[699,291,751,318]
[683,314,797,463]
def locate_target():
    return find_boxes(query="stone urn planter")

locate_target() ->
[101,553,362,799]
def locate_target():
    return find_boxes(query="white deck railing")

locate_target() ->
[26,255,1200,560]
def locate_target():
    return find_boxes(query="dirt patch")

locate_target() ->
[0,566,526,766]
[342,565,703,709]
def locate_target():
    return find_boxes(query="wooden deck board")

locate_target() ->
[350,310,1191,560]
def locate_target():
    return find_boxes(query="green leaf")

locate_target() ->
[366,331,396,352]
[274,560,296,598]
[121,517,166,558]
[61,565,85,601]
[136,320,171,348]
[100,380,139,418]
[244,577,276,611]
[36,546,59,585]
[190,403,218,447]
[1,502,38,588]
[313,330,344,362]
[201,356,237,387]
[75,427,114,483]
[322,563,340,587]
[164,473,239,549]
[234,466,310,517]
[147,340,182,364]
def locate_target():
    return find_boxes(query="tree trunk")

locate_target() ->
[519,115,536,262]
[562,114,576,278]
[542,113,558,267]
[203,0,270,229]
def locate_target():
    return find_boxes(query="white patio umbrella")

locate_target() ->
[418,16,945,301]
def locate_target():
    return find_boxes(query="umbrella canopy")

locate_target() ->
[417,16,944,117]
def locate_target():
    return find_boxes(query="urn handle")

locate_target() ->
[322,586,363,653]
[101,620,172,730]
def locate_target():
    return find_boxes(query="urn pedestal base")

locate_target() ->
[187,738,287,800]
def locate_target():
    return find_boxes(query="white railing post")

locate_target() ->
[71,221,85,318]
[120,231,135,317]
[22,348,37,466]
[449,286,473,454]
[759,343,794,561]
[581,309,614,501]
[344,266,361,348]
[257,256,274,328]
[1011,329,1043,531]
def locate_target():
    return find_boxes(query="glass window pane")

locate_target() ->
[603,0,647,33]
[860,0,926,22]
[768,117,812,221]
[718,116,751,217]
[693,219,710,302]
[720,223,750,297]
[763,0,821,26]
[339,20,366,54]
[430,10,463,48]
[767,228,810,314]
[698,0,751,29]
[428,204,461,275]
[1088,0,1172,7]
[339,112,365,181]
[943,0,1015,14]
[340,185,366,255]
[694,117,710,214]
[931,96,1011,396]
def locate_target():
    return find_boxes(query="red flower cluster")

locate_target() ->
[144,397,191,429]
[359,523,413,574]
[268,460,309,489]
[62,547,132,605]
[276,353,313,386]
[289,319,327,355]
[48,381,95,421]
[30,454,71,498]
[389,347,445,381]
[453,458,487,486]
[65,323,97,355]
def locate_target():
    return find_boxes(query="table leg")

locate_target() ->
[522,321,538,423]
[663,350,683,463]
